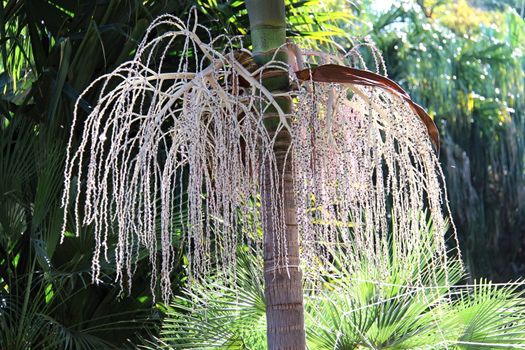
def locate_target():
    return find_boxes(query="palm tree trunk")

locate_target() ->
[246,0,306,348]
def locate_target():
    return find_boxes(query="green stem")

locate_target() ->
[246,0,290,130]
[246,0,286,63]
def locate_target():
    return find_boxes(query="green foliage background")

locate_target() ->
[356,0,525,281]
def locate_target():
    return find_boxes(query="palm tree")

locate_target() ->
[60,0,454,347]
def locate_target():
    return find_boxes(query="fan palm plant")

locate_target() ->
[143,228,525,349]
[0,118,162,349]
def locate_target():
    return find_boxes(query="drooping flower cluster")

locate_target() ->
[62,13,459,301]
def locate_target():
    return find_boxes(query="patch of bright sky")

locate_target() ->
[367,0,410,34]
[370,0,396,13]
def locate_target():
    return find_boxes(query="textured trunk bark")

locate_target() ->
[262,130,306,349]
[246,0,306,348]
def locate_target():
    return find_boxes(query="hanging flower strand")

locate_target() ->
[61,12,460,302]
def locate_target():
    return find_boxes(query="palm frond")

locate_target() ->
[148,251,266,349]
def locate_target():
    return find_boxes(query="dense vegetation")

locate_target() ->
[1,0,524,348]
[365,0,525,281]
[145,235,525,349]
